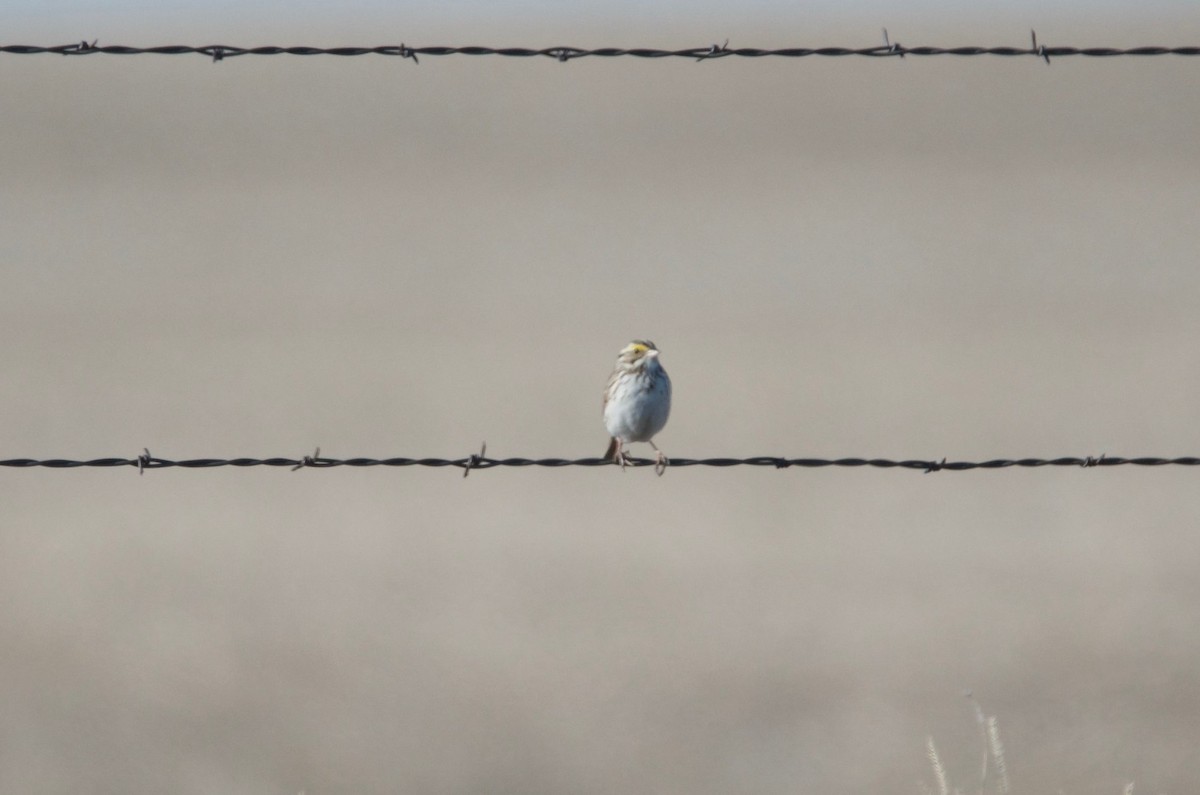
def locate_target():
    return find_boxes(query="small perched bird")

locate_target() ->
[602,339,672,475]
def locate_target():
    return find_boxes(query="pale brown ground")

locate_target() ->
[2,6,1199,793]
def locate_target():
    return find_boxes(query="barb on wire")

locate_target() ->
[291,446,322,471]
[3,452,1200,475]
[463,442,487,478]
[695,39,731,62]
[1032,29,1051,64]
[2,38,1199,63]
[882,28,904,58]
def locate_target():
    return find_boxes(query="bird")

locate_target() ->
[602,339,672,475]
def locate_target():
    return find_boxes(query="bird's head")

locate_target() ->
[615,339,660,370]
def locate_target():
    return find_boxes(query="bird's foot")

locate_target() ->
[612,441,631,471]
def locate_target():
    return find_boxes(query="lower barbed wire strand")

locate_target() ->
[3,455,1200,472]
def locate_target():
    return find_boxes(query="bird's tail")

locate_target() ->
[604,437,619,462]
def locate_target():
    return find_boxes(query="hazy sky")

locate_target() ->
[4,0,1197,52]
[2,0,1195,21]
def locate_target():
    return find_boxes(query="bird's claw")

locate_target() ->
[612,444,631,471]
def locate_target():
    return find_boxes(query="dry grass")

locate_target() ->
[922,697,1155,795]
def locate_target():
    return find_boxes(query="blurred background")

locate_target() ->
[2,1,1199,792]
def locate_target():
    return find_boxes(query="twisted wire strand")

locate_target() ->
[3,452,1198,475]
[2,39,1199,64]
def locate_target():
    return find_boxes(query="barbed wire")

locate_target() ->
[2,448,1198,477]
[2,31,1199,65]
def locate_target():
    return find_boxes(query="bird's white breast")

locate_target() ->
[604,361,671,443]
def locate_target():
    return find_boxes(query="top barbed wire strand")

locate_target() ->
[2,35,1200,64]
[3,453,1200,477]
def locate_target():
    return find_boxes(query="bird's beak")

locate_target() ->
[645,349,659,358]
